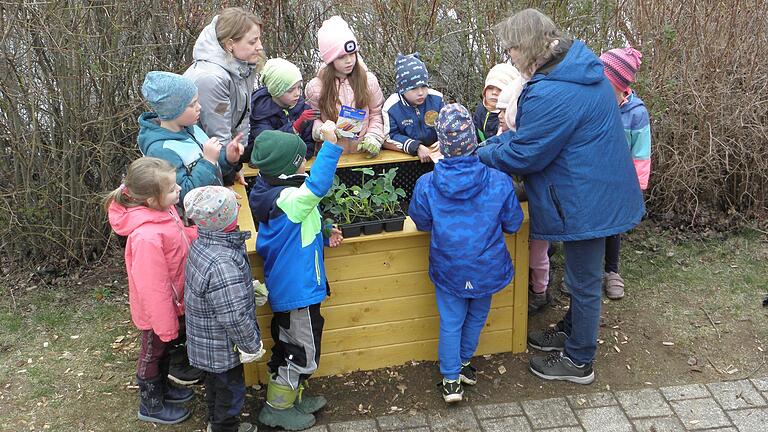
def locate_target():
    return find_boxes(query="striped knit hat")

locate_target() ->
[600,47,643,93]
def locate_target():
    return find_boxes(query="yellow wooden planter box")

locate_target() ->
[233,151,529,385]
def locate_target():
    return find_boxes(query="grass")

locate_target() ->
[0,223,766,431]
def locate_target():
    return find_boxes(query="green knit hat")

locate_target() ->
[251,130,307,177]
[261,58,303,98]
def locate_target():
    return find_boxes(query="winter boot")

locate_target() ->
[295,382,327,414]
[167,343,205,385]
[164,379,195,404]
[258,379,315,431]
[137,376,191,424]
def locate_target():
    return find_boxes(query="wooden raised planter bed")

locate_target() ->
[233,150,530,385]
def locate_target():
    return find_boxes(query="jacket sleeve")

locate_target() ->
[629,110,651,190]
[501,180,524,234]
[477,88,578,176]
[276,142,343,223]
[144,144,221,203]
[305,78,325,142]
[206,261,262,353]
[363,72,386,142]
[382,100,420,155]
[130,238,180,342]
[408,176,432,231]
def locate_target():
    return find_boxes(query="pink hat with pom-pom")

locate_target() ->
[600,47,643,93]
[317,16,358,65]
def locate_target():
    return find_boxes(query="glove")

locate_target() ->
[252,279,268,306]
[237,340,266,364]
[357,135,381,158]
[292,109,321,133]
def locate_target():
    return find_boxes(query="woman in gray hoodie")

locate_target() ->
[184,7,263,184]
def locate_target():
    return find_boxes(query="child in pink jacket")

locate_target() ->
[304,15,385,156]
[105,157,198,425]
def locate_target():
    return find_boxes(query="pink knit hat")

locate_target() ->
[317,16,358,65]
[600,47,643,93]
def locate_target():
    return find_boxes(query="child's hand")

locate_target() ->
[319,120,338,144]
[226,133,245,164]
[357,136,380,158]
[417,144,432,163]
[203,137,222,163]
[237,340,266,363]
[329,227,343,247]
[293,109,321,133]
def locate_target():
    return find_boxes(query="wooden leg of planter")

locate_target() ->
[512,215,530,353]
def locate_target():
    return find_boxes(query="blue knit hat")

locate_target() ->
[395,53,429,94]
[141,71,197,121]
[437,104,477,158]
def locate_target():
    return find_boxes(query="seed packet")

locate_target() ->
[336,105,367,139]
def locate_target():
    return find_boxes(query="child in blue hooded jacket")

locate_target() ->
[138,71,243,208]
[382,53,444,162]
[248,58,320,162]
[409,104,524,403]
[248,124,343,430]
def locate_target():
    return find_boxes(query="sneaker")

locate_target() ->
[207,422,256,432]
[459,363,477,386]
[528,289,551,315]
[441,379,463,403]
[167,364,205,386]
[604,272,625,300]
[527,322,567,352]
[529,351,595,384]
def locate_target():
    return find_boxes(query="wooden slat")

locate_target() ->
[230,183,257,252]
[512,203,530,353]
[242,149,418,178]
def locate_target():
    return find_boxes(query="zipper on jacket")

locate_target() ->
[548,185,566,227]
[314,249,321,286]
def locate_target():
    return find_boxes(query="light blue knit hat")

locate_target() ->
[141,71,197,120]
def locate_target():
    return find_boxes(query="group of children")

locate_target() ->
[104,12,651,432]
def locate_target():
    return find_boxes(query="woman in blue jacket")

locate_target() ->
[477,9,644,384]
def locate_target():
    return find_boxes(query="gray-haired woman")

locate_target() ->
[477,9,645,384]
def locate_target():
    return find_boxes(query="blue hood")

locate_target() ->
[250,87,305,122]
[432,156,489,200]
[137,112,196,155]
[530,40,605,86]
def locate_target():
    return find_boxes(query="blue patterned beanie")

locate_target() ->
[437,104,477,158]
[395,53,429,94]
[141,71,197,121]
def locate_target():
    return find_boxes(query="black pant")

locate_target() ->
[604,234,621,273]
[267,303,324,389]
[205,364,246,432]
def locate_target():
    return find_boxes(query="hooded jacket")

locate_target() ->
[107,203,197,342]
[473,103,500,143]
[183,15,257,164]
[382,90,444,155]
[620,91,651,190]
[304,64,385,154]
[408,156,524,298]
[248,86,316,160]
[184,229,261,373]
[477,40,645,241]
[138,112,235,203]
[248,142,343,312]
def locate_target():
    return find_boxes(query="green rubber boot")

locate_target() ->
[258,379,315,431]
[295,382,327,414]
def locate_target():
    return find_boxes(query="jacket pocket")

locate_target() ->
[548,185,566,232]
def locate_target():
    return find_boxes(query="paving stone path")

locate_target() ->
[303,377,768,432]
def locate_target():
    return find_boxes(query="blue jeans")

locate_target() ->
[435,289,493,380]
[561,237,605,365]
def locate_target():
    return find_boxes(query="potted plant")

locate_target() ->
[374,167,407,231]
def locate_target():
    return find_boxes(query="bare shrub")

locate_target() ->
[1,0,766,267]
